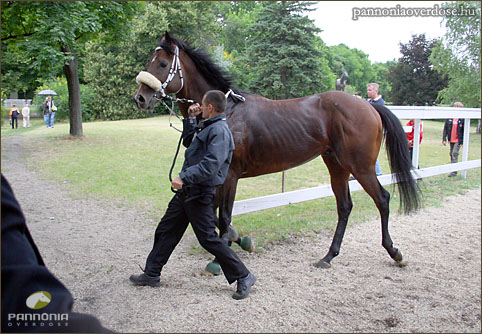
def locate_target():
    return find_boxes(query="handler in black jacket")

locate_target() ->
[130,90,256,300]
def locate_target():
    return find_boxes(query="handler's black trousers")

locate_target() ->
[145,189,249,284]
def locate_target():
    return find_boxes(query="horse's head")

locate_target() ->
[134,32,185,110]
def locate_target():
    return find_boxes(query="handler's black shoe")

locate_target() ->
[129,273,161,287]
[232,272,256,300]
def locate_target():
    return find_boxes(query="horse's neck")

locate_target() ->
[177,76,218,117]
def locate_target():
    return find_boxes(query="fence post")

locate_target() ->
[461,118,471,179]
[281,171,286,193]
[412,119,421,169]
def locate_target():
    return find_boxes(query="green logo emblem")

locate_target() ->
[26,291,51,310]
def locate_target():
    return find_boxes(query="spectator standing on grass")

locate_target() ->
[366,83,384,176]
[442,102,465,177]
[22,103,31,128]
[9,105,19,129]
[41,96,57,128]
[42,97,50,128]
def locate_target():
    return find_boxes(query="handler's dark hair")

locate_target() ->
[203,90,226,113]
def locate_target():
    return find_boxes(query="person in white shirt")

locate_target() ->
[22,104,31,128]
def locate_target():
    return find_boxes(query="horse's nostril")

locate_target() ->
[136,94,146,104]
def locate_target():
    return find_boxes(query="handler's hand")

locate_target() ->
[172,177,183,190]
[442,140,447,146]
[188,103,201,118]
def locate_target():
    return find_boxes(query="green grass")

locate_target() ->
[2,116,480,250]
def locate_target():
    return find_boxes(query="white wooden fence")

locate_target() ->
[2,99,32,108]
[232,106,481,216]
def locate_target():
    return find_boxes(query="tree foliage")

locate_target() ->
[245,1,330,99]
[371,61,396,102]
[327,44,375,96]
[429,1,481,107]
[82,1,225,120]
[5,0,462,125]
[1,1,138,135]
[390,34,448,106]
[83,2,169,120]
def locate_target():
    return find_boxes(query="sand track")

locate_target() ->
[2,135,480,333]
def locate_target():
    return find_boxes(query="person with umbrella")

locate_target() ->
[41,96,57,128]
[38,90,58,128]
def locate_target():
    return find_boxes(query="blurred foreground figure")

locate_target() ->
[1,174,112,333]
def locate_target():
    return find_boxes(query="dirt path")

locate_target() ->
[2,134,481,333]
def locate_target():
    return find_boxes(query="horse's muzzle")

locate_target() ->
[133,92,154,110]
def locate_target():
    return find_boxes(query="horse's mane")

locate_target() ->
[160,36,246,98]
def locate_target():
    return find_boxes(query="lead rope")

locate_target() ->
[169,133,184,194]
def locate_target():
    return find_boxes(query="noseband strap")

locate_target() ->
[136,71,162,92]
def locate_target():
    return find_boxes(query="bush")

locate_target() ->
[2,106,10,119]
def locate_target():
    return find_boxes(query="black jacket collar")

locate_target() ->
[201,114,226,129]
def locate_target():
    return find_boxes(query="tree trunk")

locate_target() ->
[61,44,83,137]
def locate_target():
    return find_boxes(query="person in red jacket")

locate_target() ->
[442,102,465,177]
[406,119,423,167]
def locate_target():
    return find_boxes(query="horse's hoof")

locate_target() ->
[204,261,221,276]
[240,236,255,253]
[393,249,403,263]
[314,260,331,269]
[226,226,240,242]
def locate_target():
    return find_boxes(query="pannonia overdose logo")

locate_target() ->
[7,291,69,328]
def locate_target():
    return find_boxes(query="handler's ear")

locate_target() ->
[208,103,215,113]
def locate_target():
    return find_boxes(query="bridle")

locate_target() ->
[151,45,197,105]
[136,45,200,133]
[135,44,246,193]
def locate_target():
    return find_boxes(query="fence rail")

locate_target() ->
[232,106,481,216]
[2,99,32,108]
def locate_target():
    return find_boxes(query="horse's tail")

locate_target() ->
[372,104,421,214]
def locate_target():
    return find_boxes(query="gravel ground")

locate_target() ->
[2,134,481,333]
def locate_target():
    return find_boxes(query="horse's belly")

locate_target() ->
[241,145,323,178]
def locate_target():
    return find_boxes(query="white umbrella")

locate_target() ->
[38,89,58,96]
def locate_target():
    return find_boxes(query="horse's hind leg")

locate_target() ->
[355,172,403,263]
[315,156,353,269]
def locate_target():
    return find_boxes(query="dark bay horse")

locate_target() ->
[134,33,421,268]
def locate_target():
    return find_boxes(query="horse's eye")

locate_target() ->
[160,60,168,68]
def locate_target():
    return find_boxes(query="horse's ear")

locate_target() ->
[160,31,173,45]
